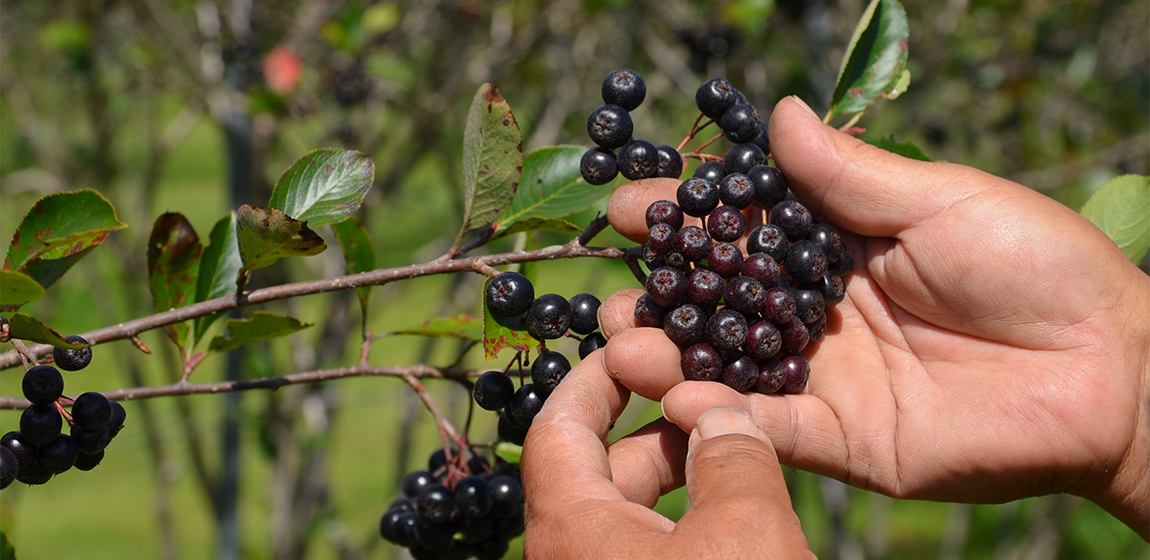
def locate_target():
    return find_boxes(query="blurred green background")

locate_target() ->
[0,0,1146,559]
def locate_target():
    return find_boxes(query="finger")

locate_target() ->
[769,96,996,238]
[602,327,684,401]
[607,177,702,243]
[599,288,646,339]
[673,408,811,555]
[606,418,689,508]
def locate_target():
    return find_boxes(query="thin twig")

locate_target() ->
[11,339,39,368]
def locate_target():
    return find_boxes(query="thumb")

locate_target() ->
[674,407,811,556]
[769,96,991,238]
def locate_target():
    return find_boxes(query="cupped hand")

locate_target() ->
[600,97,1150,536]
[521,350,813,559]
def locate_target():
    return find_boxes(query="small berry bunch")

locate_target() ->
[1,336,128,489]
[580,69,684,185]
[480,272,606,446]
[380,450,525,560]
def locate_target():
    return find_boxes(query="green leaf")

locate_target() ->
[194,213,243,341]
[0,270,46,311]
[389,314,483,341]
[492,441,522,465]
[862,135,932,161]
[5,313,84,348]
[481,276,539,360]
[146,213,202,351]
[208,311,313,353]
[235,205,326,272]
[1,530,15,560]
[3,189,126,288]
[331,218,376,319]
[1080,175,1150,262]
[495,145,613,237]
[494,216,582,239]
[460,84,523,234]
[269,148,375,228]
[827,0,910,118]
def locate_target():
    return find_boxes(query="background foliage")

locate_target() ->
[0,1,1146,559]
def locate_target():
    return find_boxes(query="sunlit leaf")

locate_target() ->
[147,213,202,351]
[269,149,374,228]
[235,205,326,272]
[494,216,582,239]
[193,213,243,342]
[482,276,539,360]
[862,135,932,162]
[389,314,483,341]
[460,84,523,235]
[492,441,522,465]
[3,190,126,289]
[827,0,910,118]
[495,145,613,237]
[208,311,313,353]
[1080,175,1150,262]
[331,217,376,320]
[5,313,84,348]
[0,270,45,312]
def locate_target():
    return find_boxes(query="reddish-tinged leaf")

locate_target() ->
[390,315,483,341]
[236,205,326,272]
[6,313,84,348]
[481,276,539,360]
[0,270,46,312]
[147,213,202,351]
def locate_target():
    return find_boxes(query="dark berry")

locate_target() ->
[416,484,455,525]
[665,252,687,270]
[37,433,76,474]
[706,205,746,243]
[489,475,524,518]
[779,317,810,355]
[580,147,618,185]
[645,266,688,308]
[74,449,104,471]
[634,293,668,328]
[404,470,438,497]
[53,335,92,371]
[473,537,510,560]
[510,384,545,427]
[618,139,660,180]
[693,160,727,184]
[492,507,525,539]
[720,103,761,143]
[458,515,495,544]
[602,69,646,111]
[718,173,755,209]
[706,309,748,352]
[724,276,767,316]
[0,447,15,490]
[467,455,490,475]
[676,177,719,218]
[414,515,455,550]
[428,448,449,472]
[675,226,712,262]
[15,460,52,485]
[745,321,782,361]
[531,351,572,399]
[751,121,771,155]
[835,245,856,276]
[747,165,788,209]
[816,272,846,307]
[762,287,797,325]
[707,242,744,278]
[20,403,61,446]
[743,253,781,287]
[486,272,535,318]
[753,358,786,394]
[808,313,828,344]
[663,304,708,347]
[381,505,411,543]
[721,354,759,392]
[72,391,111,431]
[695,77,740,120]
[568,293,602,335]
[724,143,766,175]
[655,144,684,178]
[525,293,572,340]
[70,423,109,455]
[785,240,829,283]
[22,365,64,405]
[1,431,36,470]
[747,224,789,264]
[770,200,814,240]
[781,355,811,394]
[686,268,725,308]
[647,223,677,254]
[645,200,684,230]
[641,245,666,272]
[473,371,515,412]
[808,223,843,263]
[587,104,633,149]
[105,400,126,439]
[497,413,528,445]
[681,343,723,381]
[579,332,608,359]
[454,475,494,519]
[794,289,826,324]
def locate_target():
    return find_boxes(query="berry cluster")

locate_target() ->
[580,69,683,185]
[480,272,605,446]
[584,70,854,394]
[1,336,127,489]
[380,450,524,560]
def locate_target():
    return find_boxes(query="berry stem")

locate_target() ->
[692,131,726,155]
[10,339,40,368]
[399,371,468,474]
[676,114,713,153]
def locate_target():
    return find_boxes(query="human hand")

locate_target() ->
[599,96,1150,537]
[520,350,814,559]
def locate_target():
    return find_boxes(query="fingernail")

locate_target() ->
[696,407,757,440]
[790,96,818,119]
